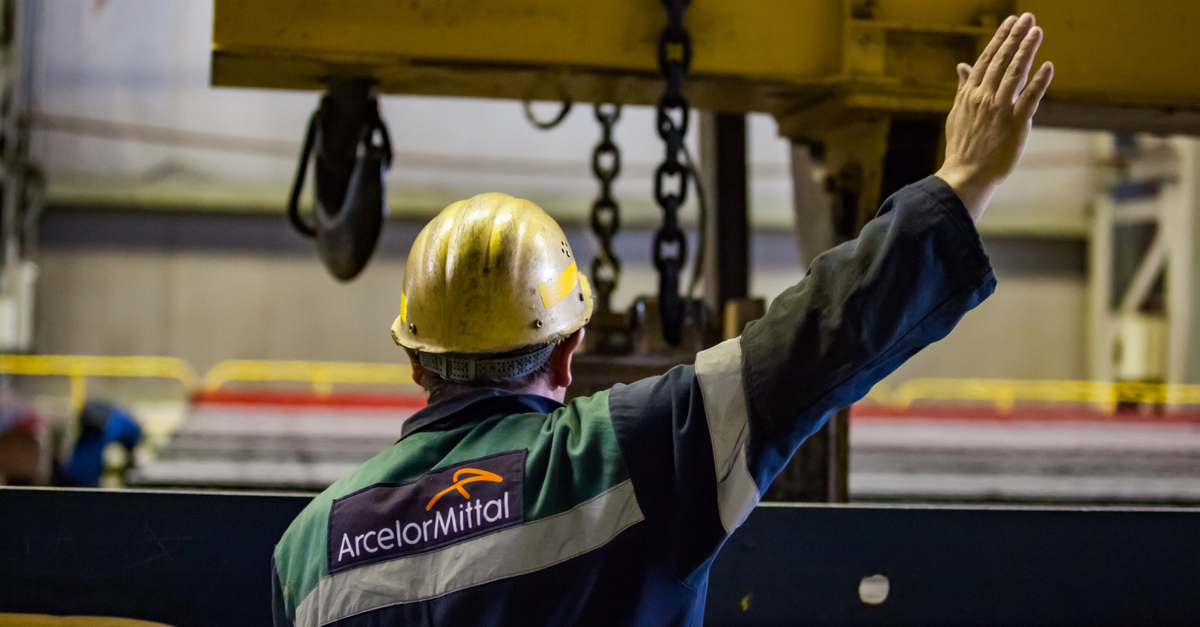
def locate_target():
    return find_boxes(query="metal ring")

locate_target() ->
[594,102,621,125]
[652,227,688,271]
[592,141,621,181]
[521,73,575,130]
[654,160,690,209]
[523,97,573,130]
[656,27,693,75]
[590,198,621,239]
[592,254,619,281]
[286,109,321,238]
[656,94,690,140]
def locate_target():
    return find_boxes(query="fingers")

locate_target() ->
[956,63,971,89]
[1014,61,1054,120]
[998,26,1043,104]
[968,15,1016,87]
[982,13,1036,93]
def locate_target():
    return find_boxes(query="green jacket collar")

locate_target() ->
[400,388,564,440]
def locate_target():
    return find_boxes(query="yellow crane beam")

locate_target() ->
[212,0,1200,261]
[213,0,1200,134]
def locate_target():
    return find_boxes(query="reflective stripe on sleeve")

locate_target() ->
[295,479,643,627]
[694,337,761,534]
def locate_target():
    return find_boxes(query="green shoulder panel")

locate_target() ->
[273,389,628,619]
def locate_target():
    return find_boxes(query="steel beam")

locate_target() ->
[708,112,750,310]
[0,487,310,627]
[1087,138,1200,387]
[215,0,1200,134]
[707,502,1200,626]
[3,487,1200,625]
[1168,140,1200,385]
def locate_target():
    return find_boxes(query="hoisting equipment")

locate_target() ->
[287,80,393,281]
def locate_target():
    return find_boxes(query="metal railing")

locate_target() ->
[0,355,418,413]
[201,359,415,395]
[4,353,1200,414]
[869,378,1200,412]
[0,354,198,414]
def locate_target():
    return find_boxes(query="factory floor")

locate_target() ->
[116,393,1200,506]
[851,408,1200,504]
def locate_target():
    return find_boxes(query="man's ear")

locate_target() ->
[403,347,427,388]
[550,328,585,390]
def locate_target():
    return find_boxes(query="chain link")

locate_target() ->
[590,103,622,313]
[653,0,692,345]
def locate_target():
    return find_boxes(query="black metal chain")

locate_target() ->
[653,0,692,345]
[590,103,622,313]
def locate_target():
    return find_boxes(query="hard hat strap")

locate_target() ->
[418,343,556,383]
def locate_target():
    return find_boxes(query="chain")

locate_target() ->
[653,0,692,345]
[590,103,622,313]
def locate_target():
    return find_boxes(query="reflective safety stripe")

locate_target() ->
[538,261,578,309]
[295,479,644,627]
[695,338,760,534]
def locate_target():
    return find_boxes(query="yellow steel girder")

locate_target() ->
[213,0,1200,135]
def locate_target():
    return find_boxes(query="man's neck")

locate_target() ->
[427,382,565,406]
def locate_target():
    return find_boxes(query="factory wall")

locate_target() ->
[882,241,1088,383]
[35,250,406,372]
[33,227,1087,381]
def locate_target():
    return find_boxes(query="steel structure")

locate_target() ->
[212,0,1200,216]
[2,487,1199,626]
[211,0,1200,128]
[0,0,41,353]
[1088,138,1200,390]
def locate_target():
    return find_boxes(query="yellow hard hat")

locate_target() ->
[391,193,593,381]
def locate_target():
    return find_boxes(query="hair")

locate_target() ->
[417,342,560,403]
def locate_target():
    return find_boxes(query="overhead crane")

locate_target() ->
[211,0,1200,125]
[213,0,1200,221]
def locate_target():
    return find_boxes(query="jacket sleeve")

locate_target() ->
[272,556,294,627]
[607,176,996,577]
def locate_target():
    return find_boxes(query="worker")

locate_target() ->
[271,13,1052,627]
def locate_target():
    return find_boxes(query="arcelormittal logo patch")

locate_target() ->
[327,450,525,574]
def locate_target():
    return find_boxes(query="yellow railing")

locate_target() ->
[0,355,417,413]
[202,359,415,395]
[0,354,198,414]
[871,379,1200,412]
[5,353,1199,415]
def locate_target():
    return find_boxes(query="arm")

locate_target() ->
[607,12,1053,578]
[737,176,994,487]
[610,177,995,580]
[730,11,1054,503]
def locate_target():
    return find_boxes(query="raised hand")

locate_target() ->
[935,13,1054,222]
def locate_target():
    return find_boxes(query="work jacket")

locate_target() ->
[271,176,996,627]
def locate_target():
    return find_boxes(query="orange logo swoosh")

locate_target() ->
[425,468,503,511]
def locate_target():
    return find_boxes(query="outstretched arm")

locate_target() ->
[606,14,1052,579]
[737,11,1054,500]
[937,12,1054,221]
